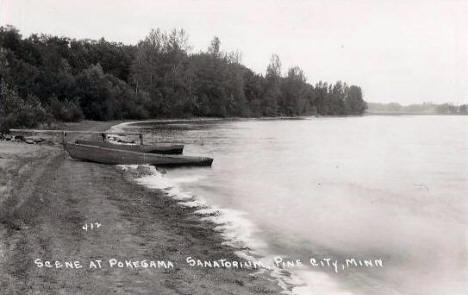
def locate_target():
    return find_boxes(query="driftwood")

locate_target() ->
[9,129,145,145]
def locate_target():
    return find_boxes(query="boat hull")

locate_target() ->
[75,140,184,154]
[65,143,213,167]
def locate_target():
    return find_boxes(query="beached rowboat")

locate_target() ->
[75,140,184,154]
[65,143,213,167]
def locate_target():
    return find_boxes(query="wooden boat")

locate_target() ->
[75,140,184,154]
[65,143,213,167]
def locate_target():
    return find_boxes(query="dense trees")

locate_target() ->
[367,102,468,115]
[0,25,367,131]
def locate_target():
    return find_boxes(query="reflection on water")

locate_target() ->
[127,116,468,295]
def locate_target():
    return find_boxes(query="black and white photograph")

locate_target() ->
[0,1,467,294]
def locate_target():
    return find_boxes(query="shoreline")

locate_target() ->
[0,120,283,294]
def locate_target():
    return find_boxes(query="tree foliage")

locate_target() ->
[0,25,367,130]
[367,102,468,115]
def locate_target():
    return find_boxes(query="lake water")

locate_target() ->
[115,115,468,295]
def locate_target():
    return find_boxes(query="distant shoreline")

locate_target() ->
[365,112,468,116]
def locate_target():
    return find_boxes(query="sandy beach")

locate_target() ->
[0,121,282,294]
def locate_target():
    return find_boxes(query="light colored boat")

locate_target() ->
[75,140,184,154]
[65,143,213,167]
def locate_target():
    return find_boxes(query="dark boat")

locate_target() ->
[65,143,213,167]
[75,140,184,154]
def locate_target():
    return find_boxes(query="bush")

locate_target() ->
[47,96,83,122]
[0,81,51,132]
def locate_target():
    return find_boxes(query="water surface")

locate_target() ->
[122,116,468,295]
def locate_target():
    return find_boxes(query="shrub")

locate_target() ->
[0,80,51,132]
[47,96,83,122]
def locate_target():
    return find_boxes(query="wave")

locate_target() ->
[116,164,310,294]
[118,164,265,250]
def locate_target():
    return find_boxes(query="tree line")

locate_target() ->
[367,102,468,115]
[0,25,367,131]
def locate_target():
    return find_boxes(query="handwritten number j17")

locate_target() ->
[82,223,102,231]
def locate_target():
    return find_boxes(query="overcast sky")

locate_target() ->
[1,0,467,104]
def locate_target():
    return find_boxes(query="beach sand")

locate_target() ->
[0,121,282,294]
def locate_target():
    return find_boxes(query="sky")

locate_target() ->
[1,0,467,104]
